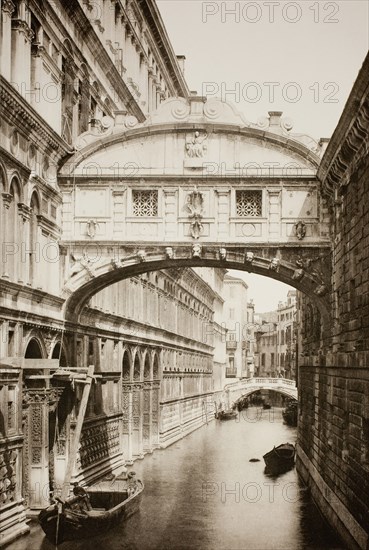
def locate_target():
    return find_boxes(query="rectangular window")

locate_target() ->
[236,190,262,217]
[132,190,158,217]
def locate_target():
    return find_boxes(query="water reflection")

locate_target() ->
[8,407,344,550]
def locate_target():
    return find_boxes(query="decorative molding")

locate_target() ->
[320,96,369,197]
[186,188,204,239]
[18,203,31,222]
[11,19,34,41]
[1,0,15,15]
[295,221,306,240]
[2,192,12,209]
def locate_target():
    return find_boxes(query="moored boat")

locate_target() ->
[39,474,144,545]
[263,443,295,470]
[282,400,298,426]
[218,409,238,420]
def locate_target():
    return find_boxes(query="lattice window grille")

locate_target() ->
[132,190,158,217]
[236,190,262,217]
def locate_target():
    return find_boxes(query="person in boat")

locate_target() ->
[72,482,92,511]
[127,471,138,496]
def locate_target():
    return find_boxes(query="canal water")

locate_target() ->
[9,407,345,550]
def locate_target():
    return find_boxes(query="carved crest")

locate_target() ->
[186,188,204,239]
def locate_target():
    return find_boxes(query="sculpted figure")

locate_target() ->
[186,131,207,158]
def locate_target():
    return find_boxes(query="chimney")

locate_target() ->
[268,111,283,128]
[318,138,330,156]
[176,55,186,74]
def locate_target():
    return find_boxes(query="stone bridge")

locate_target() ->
[222,377,298,407]
[58,96,332,329]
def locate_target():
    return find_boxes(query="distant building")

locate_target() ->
[222,275,254,378]
[276,290,297,379]
[254,290,297,379]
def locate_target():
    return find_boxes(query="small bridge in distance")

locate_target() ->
[222,377,298,407]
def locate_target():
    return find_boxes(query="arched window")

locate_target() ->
[133,353,140,380]
[25,338,43,358]
[122,351,131,381]
[153,354,159,379]
[144,353,151,379]
[52,342,67,368]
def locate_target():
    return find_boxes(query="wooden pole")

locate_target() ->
[61,364,94,500]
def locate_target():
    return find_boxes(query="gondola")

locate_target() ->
[39,474,144,545]
[39,365,144,545]
[263,442,295,470]
[217,409,238,420]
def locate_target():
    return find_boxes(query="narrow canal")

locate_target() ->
[9,407,345,550]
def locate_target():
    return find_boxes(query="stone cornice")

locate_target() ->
[59,121,321,177]
[137,0,189,98]
[60,0,146,123]
[0,76,73,156]
[0,285,65,312]
[318,53,369,198]
[0,145,32,180]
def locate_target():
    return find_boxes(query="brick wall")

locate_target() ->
[297,54,369,549]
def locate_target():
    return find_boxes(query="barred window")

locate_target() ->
[132,190,158,217]
[236,190,262,217]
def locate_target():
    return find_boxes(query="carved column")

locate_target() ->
[151,383,160,447]
[122,381,133,464]
[22,389,50,509]
[0,363,29,545]
[143,382,152,453]
[132,383,143,458]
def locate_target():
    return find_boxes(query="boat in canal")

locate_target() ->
[39,364,144,545]
[282,400,298,426]
[217,408,238,420]
[39,473,144,545]
[263,442,295,471]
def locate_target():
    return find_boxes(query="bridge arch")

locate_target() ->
[222,378,298,408]
[62,250,330,335]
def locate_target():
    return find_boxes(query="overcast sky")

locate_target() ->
[157,0,369,311]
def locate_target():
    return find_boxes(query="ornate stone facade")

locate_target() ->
[1,0,368,548]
